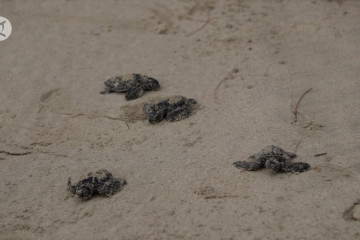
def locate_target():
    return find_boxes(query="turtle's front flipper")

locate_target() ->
[233,161,264,171]
[125,86,144,100]
[100,87,111,94]
[97,178,127,197]
[265,158,310,173]
[67,178,76,195]
[283,150,297,161]
[166,107,192,122]
[281,162,311,173]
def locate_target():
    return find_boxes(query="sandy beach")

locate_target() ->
[1,0,360,239]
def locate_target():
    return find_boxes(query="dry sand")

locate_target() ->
[1,0,360,239]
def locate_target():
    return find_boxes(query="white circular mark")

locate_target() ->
[0,16,12,41]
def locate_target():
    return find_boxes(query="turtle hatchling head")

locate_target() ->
[265,158,282,172]
[75,184,94,199]
[143,78,160,91]
[68,177,95,199]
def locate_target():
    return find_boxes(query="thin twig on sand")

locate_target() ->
[214,76,229,104]
[314,153,327,157]
[292,88,313,123]
[185,19,209,37]
[0,150,32,156]
[185,11,210,37]
[293,140,302,153]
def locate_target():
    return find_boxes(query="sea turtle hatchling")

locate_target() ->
[68,169,127,200]
[233,145,311,173]
[143,96,198,123]
[100,74,160,100]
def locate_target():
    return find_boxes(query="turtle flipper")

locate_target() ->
[233,161,264,171]
[281,162,311,173]
[166,107,192,122]
[100,86,111,94]
[67,178,76,194]
[265,158,310,173]
[97,178,127,197]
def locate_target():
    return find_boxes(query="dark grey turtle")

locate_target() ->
[100,74,160,100]
[67,169,127,200]
[143,96,198,124]
[233,145,311,173]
